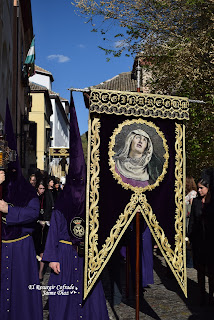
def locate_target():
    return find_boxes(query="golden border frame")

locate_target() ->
[109,118,169,192]
[84,115,187,299]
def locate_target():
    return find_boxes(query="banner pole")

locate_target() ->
[126,245,130,299]
[136,211,140,320]
[136,60,141,319]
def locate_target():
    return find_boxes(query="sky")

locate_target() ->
[31,0,134,134]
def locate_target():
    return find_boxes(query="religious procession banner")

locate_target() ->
[84,89,189,299]
[49,147,69,157]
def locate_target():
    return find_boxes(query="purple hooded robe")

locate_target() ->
[42,94,109,320]
[0,103,43,320]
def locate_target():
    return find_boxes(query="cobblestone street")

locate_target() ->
[42,249,214,320]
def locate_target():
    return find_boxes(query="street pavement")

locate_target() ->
[41,249,214,319]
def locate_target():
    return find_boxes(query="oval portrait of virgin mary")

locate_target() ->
[109,119,169,192]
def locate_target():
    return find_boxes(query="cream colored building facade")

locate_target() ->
[29,66,69,176]
[29,83,52,171]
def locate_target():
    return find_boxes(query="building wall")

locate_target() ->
[0,0,13,122]
[141,69,152,93]
[12,2,32,135]
[12,1,33,178]
[29,93,46,170]
[0,0,33,178]
[50,98,69,148]
[30,73,52,90]
[29,68,69,175]
[61,100,69,117]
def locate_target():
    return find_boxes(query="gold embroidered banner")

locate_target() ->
[84,89,188,300]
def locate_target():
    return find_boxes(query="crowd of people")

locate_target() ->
[30,169,214,309]
[29,174,63,281]
[1,166,213,320]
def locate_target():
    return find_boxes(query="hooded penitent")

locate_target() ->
[54,93,86,243]
[2,103,37,240]
[0,102,43,320]
[42,94,109,320]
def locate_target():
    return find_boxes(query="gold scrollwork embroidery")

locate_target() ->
[90,89,189,121]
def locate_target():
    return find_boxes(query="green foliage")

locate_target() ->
[81,132,88,164]
[73,0,214,176]
[185,102,214,179]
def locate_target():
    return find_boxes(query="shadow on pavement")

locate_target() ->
[153,252,214,320]
[102,257,162,319]
[102,250,214,320]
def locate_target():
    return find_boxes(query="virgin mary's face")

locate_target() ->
[130,134,148,157]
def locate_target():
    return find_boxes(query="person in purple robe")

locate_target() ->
[0,104,43,320]
[42,95,109,320]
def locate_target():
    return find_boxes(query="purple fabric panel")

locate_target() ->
[120,246,126,259]
[0,236,43,320]
[43,210,109,319]
[141,226,154,287]
[115,165,149,187]
[130,226,154,288]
